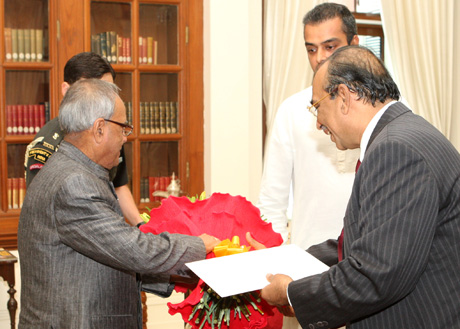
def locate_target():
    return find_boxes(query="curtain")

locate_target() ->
[263,0,318,141]
[380,0,455,138]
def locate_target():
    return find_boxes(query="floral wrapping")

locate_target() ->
[140,193,284,329]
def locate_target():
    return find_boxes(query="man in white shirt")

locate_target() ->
[258,4,359,251]
[258,6,359,327]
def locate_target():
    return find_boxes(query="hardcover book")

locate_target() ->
[4,27,12,61]
[23,105,29,134]
[18,29,25,61]
[28,104,35,133]
[11,28,18,61]
[30,28,37,61]
[12,178,19,209]
[140,102,145,134]
[11,105,18,135]
[154,102,160,134]
[100,32,107,59]
[110,31,117,63]
[6,105,13,135]
[17,105,24,134]
[36,29,44,61]
[24,29,31,61]
[117,35,124,64]
[147,37,153,64]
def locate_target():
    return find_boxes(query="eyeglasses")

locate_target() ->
[307,91,334,117]
[104,119,133,137]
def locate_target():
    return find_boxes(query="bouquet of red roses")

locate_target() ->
[140,193,284,329]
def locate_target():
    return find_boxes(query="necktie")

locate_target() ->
[338,159,361,261]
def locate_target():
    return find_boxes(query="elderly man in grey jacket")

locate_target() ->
[18,79,219,329]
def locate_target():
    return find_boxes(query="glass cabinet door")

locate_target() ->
[91,1,132,65]
[139,141,179,203]
[5,70,50,135]
[3,0,49,62]
[139,73,179,135]
[116,72,133,125]
[139,3,178,65]
[6,144,28,210]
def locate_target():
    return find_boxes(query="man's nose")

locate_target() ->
[315,48,327,65]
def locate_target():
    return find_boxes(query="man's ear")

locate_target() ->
[61,82,70,96]
[337,84,351,114]
[350,35,359,46]
[93,118,106,143]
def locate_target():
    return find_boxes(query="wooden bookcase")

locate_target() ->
[0,0,204,249]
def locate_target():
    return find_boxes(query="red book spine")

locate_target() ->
[11,105,18,135]
[23,105,29,134]
[117,35,124,64]
[17,105,24,135]
[39,104,45,128]
[28,104,34,133]
[6,105,13,135]
[34,104,40,133]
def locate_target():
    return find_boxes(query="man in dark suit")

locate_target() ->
[260,46,460,328]
[18,79,220,329]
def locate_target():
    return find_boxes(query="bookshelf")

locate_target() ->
[0,0,204,249]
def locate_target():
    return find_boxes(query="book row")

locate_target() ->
[4,28,45,62]
[91,32,132,65]
[140,176,173,203]
[139,101,178,135]
[138,36,158,65]
[7,177,26,209]
[91,32,159,65]
[5,103,50,135]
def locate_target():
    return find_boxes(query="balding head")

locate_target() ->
[320,45,400,106]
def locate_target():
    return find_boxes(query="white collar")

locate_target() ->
[359,100,398,162]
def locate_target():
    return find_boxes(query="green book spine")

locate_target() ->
[36,29,44,62]
[11,28,18,62]
[100,32,107,59]
[24,29,31,61]
[30,29,36,61]
[17,29,25,61]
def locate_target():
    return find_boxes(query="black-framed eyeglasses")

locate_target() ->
[104,119,133,137]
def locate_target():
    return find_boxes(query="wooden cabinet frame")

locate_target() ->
[0,0,204,249]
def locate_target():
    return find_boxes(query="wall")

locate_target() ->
[203,0,263,204]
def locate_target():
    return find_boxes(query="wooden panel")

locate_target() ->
[186,0,204,196]
[56,0,85,105]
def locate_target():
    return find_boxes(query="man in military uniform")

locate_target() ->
[24,52,143,227]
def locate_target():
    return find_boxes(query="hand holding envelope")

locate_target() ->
[187,235,329,298]
[247,232,297,317]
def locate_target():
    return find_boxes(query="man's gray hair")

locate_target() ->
[59,79,120,134]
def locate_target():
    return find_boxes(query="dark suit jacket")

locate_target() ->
[18,141,206,329]
[290,103,460,328]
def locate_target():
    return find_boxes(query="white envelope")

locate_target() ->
[186,244,329,298]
